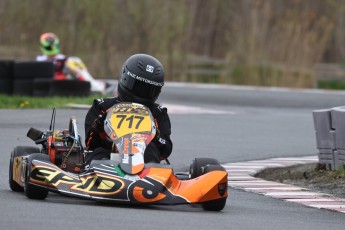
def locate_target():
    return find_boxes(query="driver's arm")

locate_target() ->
[153,106,173,159]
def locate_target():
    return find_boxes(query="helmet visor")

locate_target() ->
[122,74,162,100]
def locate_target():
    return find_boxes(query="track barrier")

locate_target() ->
[313,107,345,170]
[0,60,90,97]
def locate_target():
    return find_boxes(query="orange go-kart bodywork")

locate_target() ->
[10,103,228,211]
[26,158,228,205]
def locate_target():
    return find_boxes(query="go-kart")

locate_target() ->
[64,56,115,95]
[9,102,228,211]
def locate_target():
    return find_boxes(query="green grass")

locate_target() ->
[318,80,345,90]
[0,94,102,109]
[335,168,345,176]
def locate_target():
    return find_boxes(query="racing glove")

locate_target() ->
[90,114,106,133]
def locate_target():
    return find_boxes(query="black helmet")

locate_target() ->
[118,54,164,105]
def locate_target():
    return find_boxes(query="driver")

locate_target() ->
[84,54,172,165]
[36,32,67,80]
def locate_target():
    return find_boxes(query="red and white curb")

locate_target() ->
[222,156,345,214]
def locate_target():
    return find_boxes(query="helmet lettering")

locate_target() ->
[127,70,164,87]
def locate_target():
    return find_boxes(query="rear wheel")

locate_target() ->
[25,153,50,199]
[201,165,227,211]
[190,157,220,179]
[9,146,40,192]
[202,197,227,211]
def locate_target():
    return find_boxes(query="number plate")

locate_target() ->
[105,103,153,139]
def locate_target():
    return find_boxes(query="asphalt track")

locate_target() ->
[1,83,345,229]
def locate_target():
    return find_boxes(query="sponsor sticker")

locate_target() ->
[158,137,166,145]
[146,65,154,73]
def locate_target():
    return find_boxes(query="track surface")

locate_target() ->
[1,83,345,229]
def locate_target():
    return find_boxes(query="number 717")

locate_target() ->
[116,115,144,129]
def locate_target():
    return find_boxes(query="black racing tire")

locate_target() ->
[12,61,54,96]
[25,153,50,200]
[0,60,14,79]
[201,165,227,211]
[0,79,13,95]
[13,79,34,96]
[49,80,91,97]
[190,157,220,179]
[0,60,14,95]
[13,61,54,79]
[9,146,41,192]
[32,78,52,97]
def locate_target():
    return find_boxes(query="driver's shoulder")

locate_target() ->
[93,97,120,111]
[150,103,168,115]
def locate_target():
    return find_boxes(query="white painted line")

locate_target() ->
[263,161,312,165]
[228,174,255,177]
[229,180,276,184]
[227,169,257,173]
[66,103,90,109]
[233,160,286,164]
[285,198,336,202]
[245,187,303,191]
[223,162,285,166]
[309,204,345,208]
[232,162,285,167]
[66,103,237,115]
[264,192,321,196]
[223,165,266,168]
[228,177,257,180]
[267,157,317,161]
[163,103,237,115]
[229,184,294,188]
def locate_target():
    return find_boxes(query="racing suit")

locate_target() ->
[84,97,173,165]
[36,54,67,80]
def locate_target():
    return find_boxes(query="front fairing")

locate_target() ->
[28,159,228,205]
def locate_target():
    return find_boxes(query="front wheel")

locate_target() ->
[202,197,227,211]
[9,146,40,192]
[201,165,227,211]
[25,153,49,199]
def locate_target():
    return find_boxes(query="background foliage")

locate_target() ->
[1,0,345,88]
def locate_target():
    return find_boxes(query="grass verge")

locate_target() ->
[0,94,102,109]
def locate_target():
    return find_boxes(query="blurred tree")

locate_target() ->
[0,0,344,87]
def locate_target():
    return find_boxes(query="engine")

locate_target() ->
[48,129,84,173]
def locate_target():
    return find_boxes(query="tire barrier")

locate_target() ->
[13,61,54,96]
[32,78,52,97]
[0,60,14,95]
[49,80,91,97]
[1,60,91,97]
[313,106,345,170]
